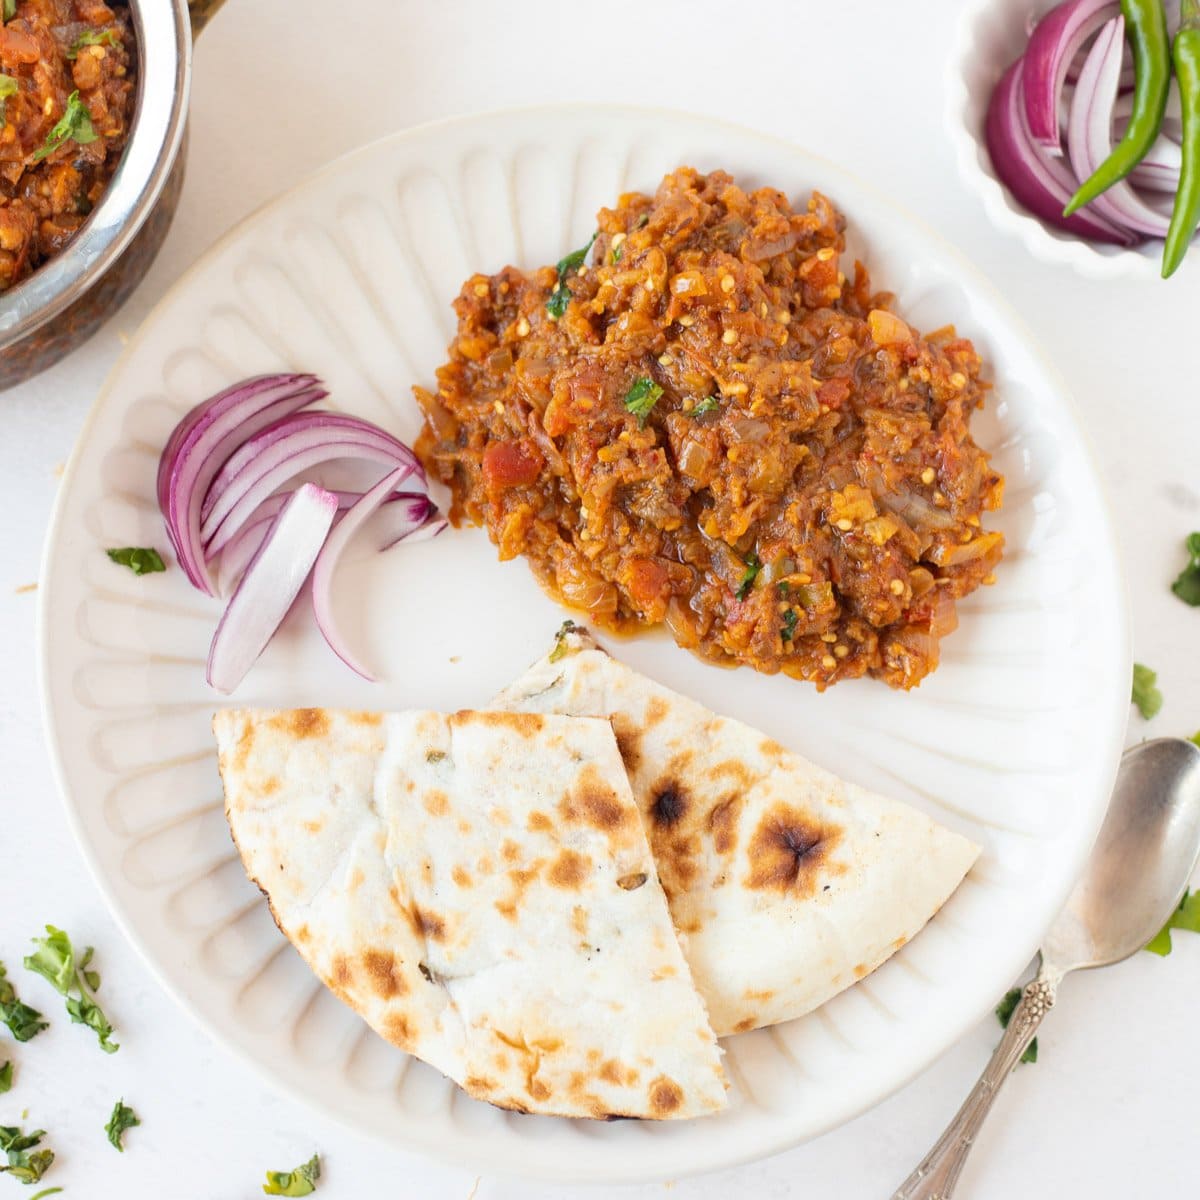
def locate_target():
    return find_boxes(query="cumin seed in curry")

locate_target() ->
[416,168,1004,690]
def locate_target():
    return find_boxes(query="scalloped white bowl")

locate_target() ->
[948,0,1170,279]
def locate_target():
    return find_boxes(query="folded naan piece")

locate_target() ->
[214,707,727,1119]
[493,627,980,1037]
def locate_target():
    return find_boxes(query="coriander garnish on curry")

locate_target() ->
[415,167,1004,690]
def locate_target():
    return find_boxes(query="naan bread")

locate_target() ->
[214,707,727,1119]
[493,627,980,1037]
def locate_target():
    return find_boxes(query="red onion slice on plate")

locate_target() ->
[310,467,421,680]
[1022,0,1119,149]
[200,413,422,554]
[986,60,1136,245]
[206,483,339,694]
[1067,16,1171,237]
[159,374,326,595]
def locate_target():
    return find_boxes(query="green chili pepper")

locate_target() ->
[1064,0,1170,216]
[1163,0,1200,277]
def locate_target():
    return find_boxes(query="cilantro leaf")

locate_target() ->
[1192,731,1200,749]
[781,607,798,643]
[106,547,165,576]
[0,74,16,128]
[1144,888,1200,956]
[548,619,581,664]
[623,377,663,426]
[1171,532,1200,606]
[545,231,597,319]
[0,1126,54,1185]
[29,1190,63,1200]
[1132,663,1162,720]
[32,90,97,163]
[24,926,118,1053]
[2,1,14,22]
[994,988,1038,1064]
[104,1099,139,1152]
[263,1153,321,1196]
[67,28,120,59]
[736,553,761,601]
[0,962,46,1043]
[691,396,720,416]
[0,1062,11,1093]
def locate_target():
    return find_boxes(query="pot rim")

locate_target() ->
[0,0,192,348]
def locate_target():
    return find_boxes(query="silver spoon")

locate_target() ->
[893,737,1200,1200]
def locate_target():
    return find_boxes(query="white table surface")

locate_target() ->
[3,0,1199,1195]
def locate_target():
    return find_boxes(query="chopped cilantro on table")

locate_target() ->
[106,547,165,576]
[548,619,581,664]
[545,231,597,319]
[263,1153,320,1196]
[1131,663,1162,720]
[995,988,1038,1064]
[0,1125,54,1185]
[0,1062,11,1094]
[736,554,761,601]
[24,926,117,1053]
[0,962,46,1043]
[29,1189,63,1200]
[104,1100,139,1152]
[1145,889,1200,956]
[1171,532,1200,606]
[623,377,663,426]
[32,91,97,163]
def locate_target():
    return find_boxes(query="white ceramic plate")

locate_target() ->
[39,105,1129,1183]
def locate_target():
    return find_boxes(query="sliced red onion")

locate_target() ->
[1129,133,1184,192]
[1067,16,1171,237]
[158,374,325,594]
[213,488,437,594]
[310,468,412,680]
[1022,0,1119,149]
[200,413,422,554]
[378,498,447,550]
[986,60,1136,245]
[206,484,338,694]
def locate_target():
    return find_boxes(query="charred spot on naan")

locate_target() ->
[649,782,688,828]
[599,1058,641,1087]
[558,764,632,836]
[382,1011,417,1048]
[361,948,409,999]
[744,804,845,895]
[613,720,642,774]
[547,848,592,890]
[526,811,553,834]
[423,789,451,817]
[451,864,474,888]
[494,862,544,921]
[648,1076,685,1117]
[708,793,744,856]
[268,708,330,740]
[616,871,648,890]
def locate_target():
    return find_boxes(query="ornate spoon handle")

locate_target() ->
[891,971,1059,1200]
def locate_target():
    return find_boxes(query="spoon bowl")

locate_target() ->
[1045,738,1200,973]
[896,736,1200,1200]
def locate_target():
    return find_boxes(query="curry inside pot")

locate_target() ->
[416,167,1004,691]
[0,0,136,290]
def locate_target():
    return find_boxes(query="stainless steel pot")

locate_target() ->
[0,0,226,389]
